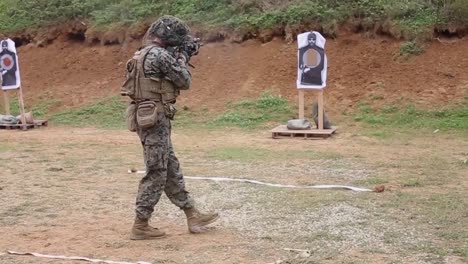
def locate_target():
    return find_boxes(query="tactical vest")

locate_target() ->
[121,45,179,103]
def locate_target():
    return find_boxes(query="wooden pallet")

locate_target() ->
[0,120,48,131]
[271,125,337,139]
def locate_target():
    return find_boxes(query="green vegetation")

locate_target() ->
[50,96,126,128]
[207,147,272,162]
[13,92,290,129]
[9,92,466,135]
[206,146,342,162]
[0,142,14,153]
[403,179,423,187]
[213,92,293,128]
[356,177,389,186]
[354,104,468,132]
[0,0,467,40]
[399,41,425,56]
[0,96,60,118]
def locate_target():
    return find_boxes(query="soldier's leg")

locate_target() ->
[164,139,194,209]
[135,114,170,220]
[131,114,171,240]
[164,128,219,233]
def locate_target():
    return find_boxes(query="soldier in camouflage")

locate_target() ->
[125,15,219,240]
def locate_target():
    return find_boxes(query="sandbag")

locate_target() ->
[16,112,34,124]
[0,114,19,124]
[287,119,311,130]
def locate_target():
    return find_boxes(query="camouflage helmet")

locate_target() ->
[147,15,190,46]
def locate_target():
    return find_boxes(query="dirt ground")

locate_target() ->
[0,124,467,264]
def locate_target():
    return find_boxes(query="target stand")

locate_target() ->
[271,31,336,140]
[271,89,337,139]
[1,38,47,131]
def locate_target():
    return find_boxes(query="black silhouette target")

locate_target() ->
[1,39,21,90]
[297,31,327,89]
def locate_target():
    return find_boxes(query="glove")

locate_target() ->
[176,52,188,65]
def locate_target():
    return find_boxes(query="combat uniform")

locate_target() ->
[135,45,195,220]
[123,16,218,240]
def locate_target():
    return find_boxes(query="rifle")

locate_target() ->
[169,36,203,68]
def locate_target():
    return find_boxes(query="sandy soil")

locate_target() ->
[0,126,466,264]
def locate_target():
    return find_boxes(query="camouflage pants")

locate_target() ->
[135,112,194,220]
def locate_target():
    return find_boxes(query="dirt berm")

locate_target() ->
[16,33,468,113]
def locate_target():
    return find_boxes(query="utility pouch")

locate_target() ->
[126,103,138,132]
[137,101,158,129]
[164,103,177,120]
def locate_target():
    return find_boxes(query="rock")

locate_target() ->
[373,185,385,193]
[298,251,311,258]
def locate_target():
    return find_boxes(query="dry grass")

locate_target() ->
[0,125,467,264]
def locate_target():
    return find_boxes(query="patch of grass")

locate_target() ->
[2,97,20,115]
[399,41,425,57]
[213,112,270,128]
[310,231,344,242]
[0,0,465,41]
[354,113,387,125]
[0,95,61,118]
[30,99,62,118]
[356,177,389,186]
[413,243,447,258]
[212,92,293,128]
[172,107,203,128]
[396,8,437,38]
[0,143,14,153]
[207,146,343,162]
[403,179,423,187]
[50,96,126,128]
[354,104,468,132]
[368,130,392,139]
[0,202,33,219]
[381,105,399,114]
[383,231,400,245]
[207,147,271,162]
[453,247,468,263]
[378,191,467,261]
[369,94,385,101]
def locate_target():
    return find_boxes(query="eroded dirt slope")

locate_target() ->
[17,34,468,113]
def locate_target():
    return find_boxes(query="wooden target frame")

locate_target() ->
[271,89,336,139]
[1,83,27,128]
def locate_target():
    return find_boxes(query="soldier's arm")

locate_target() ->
[154,50,192,90]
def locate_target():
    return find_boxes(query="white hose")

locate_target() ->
[128,170,373,192]
[6,251,151,264]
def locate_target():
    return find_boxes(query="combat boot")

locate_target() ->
[184,208,219,233]
[130,218,166,240]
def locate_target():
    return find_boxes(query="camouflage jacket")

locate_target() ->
[143,46,192,90]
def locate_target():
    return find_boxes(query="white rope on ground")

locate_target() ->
[128,170,373,192]
[6,251,151,264]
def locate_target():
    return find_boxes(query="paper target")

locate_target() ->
[0,39,21,90]
[297,31,327,89]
